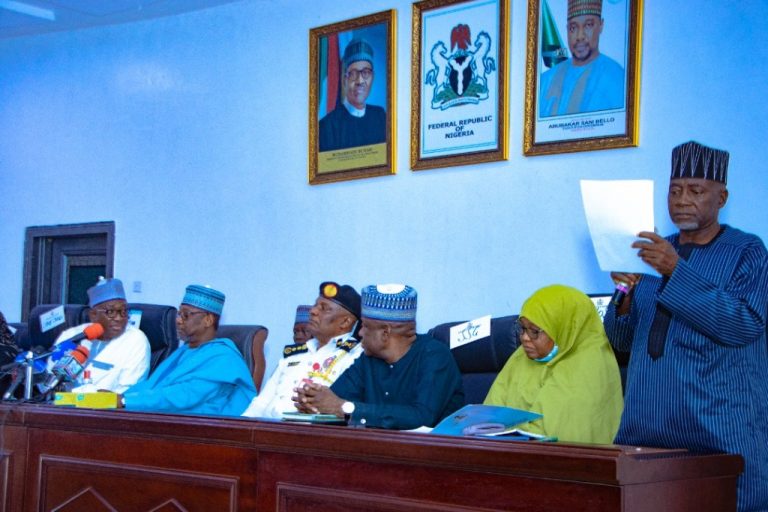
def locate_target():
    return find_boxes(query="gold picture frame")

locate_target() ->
[411,0,509,171]
[308,10,396,185]
[523,0,643,156]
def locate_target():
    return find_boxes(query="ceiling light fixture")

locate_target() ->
[0,0,55,21]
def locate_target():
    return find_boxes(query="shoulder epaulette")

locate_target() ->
[335,338,359,353]
[283,343,309,358]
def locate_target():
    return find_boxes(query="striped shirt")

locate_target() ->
[605,225,768,512]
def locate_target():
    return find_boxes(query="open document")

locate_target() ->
[580,180,658,275]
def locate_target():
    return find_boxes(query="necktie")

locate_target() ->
[647,244,694,360]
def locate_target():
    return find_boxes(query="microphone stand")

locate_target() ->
[2,349,56,402]
[23,351,34,400]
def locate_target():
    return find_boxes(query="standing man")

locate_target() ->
[120,285,256,416]
[294,284,464,430]
[539,0,624,117]
[242,282,362,419]
[605,141,768,512]
[292,304,313,344]
[49,277,150,394]
[318,38,386,152]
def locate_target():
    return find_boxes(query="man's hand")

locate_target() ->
[292,382,344,417]
[609,271,642,316]
[632,231,679,277]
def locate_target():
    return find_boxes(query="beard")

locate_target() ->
[674,220,700,230]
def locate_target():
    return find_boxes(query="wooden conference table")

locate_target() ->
[0,403,741,511]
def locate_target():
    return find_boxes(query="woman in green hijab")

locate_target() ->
[484,285,623,443]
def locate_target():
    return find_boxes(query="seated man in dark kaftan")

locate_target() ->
[294,284,464,430]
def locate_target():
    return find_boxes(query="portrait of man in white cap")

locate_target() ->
[538,0,625,117]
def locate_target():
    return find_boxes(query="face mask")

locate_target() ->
[535,343,559,363]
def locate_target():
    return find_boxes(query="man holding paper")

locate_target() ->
[604,141,768,512]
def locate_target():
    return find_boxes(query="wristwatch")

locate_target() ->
[341,401,355,422]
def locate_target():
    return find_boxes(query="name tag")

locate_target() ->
[287,361,300,367]
[128,310,142,328]
[450,315,491,349]
[40,306,66,333]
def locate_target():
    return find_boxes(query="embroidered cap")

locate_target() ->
[319,281,361,319]
[568,0,602,19]
[87,277,126,307]
[361,284,418,323]
[343,38,374,69]
[182,284,225,316]
[670,140,729,185]
[294,305,312,325]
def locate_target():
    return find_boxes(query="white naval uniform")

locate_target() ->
[241,331,362,419]
[48,323,151,394]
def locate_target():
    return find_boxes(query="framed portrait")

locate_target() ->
[411,0,509,171]
[308,10,396,185]
[523,0,643,156]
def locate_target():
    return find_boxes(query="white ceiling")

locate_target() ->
[0,0,243,39]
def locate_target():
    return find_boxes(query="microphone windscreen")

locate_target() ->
[72,346,90,363]
[83,323,105,340]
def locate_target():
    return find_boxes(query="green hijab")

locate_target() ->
[484,285,623,443]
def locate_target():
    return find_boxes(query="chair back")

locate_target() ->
[428,315,519,404]
[216,325,268,391]
[25,304,90,349]
[125,303,179,375]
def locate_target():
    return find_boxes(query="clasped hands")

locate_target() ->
[292,381,344,417]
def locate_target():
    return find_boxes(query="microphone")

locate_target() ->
[40,345,90,394]
[58,323,105,346]
[611,282,631,307]
[1,346,48,373]
[2,368,24,400]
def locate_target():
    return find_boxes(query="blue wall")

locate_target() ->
[2,0,767,384]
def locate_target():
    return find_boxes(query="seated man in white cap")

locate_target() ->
[48,277,150,394]
[119,285,256,416]
[294,284,464,430]
[242,282,362,419]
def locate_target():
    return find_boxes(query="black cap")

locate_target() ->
[319,281,361,320]
[671,141,729,185]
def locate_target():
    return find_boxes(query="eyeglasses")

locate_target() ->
[345,68,372,81]
[176,310,208,321]
[93,308,128,319]
[516,322,545,340]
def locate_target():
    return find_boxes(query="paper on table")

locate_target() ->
[580,180,659,276]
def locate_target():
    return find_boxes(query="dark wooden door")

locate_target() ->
[21,222,114,321]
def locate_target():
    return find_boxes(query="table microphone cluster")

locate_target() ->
[39,322,104,394]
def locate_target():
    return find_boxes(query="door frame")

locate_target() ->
[21,221,115,321]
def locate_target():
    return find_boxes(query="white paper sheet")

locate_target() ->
[580,180,658,275]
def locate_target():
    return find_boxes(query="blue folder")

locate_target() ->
[431,404,542,437]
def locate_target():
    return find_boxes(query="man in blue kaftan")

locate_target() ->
[120,285,256,417]
[539,0,625,117]
[605,141,768,512]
